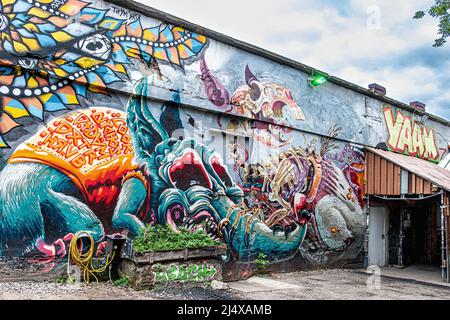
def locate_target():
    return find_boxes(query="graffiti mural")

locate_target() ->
[7,0,450,275]
[0,75,365,266]
[383,106,440,162]
[0,0,207,148]
[201,57,305,124]
[232,127,366,262]
[329,143,366,207]
[0,107,137,257]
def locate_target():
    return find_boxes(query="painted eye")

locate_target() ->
[74,34,112,60]
[18,58,38,70]
[331,227,340,234]
[168,205,185,226]
[249,82,261,101]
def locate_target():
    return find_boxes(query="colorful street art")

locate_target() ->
[329,143,366,207]
[383,106,440,162]
[234,127,365,260]
[9,108,136,209]
[0,76,365,266]
[0,0,366,266]
[3,0,448,275]
[201,57,305,124]
[0,0,207,148]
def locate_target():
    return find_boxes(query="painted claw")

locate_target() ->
[35,233,75,258]
[96,241,108,257]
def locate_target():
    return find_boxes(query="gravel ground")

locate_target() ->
[1,269,450,300]
[0,281,243,300]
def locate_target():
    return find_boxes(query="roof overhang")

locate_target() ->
[366,147,450,193]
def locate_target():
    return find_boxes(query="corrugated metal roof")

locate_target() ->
[439,153,450,170]
[367,147,450,192]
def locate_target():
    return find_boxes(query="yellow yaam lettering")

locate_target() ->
[412,125,425,157]
[398,116,413,153]
[384,107,403,150]
[423,128,439,161]
[384,106,440,162]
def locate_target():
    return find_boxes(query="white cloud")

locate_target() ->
[337,65,440,101]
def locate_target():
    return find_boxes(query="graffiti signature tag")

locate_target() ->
[112,6,140,20]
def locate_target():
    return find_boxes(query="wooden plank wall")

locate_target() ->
[366,151,433,196]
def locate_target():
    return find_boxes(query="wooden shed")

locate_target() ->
[365,147,450,283]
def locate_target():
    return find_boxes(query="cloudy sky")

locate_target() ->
[138,0,450,120]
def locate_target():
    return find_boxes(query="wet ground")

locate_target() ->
[1,269,450,300]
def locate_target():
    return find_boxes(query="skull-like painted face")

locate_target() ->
[231,66,305,121]
[269,150,315,210]
[152,138,243,240]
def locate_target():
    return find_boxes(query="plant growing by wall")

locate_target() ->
[56,275,69,285]
[255,253,270,271]
[132,225,222,253]
[113,276,130,288]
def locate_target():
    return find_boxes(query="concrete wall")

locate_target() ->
[0,0,448,276]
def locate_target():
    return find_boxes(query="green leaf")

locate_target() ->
[413,1,450,47]
[414,11,426,19]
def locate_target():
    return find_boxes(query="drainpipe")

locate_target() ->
[441,190,448,282]
[399,210,404,268]
[365,196,370,268]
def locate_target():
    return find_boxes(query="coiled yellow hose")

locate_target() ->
[67,232,115,285]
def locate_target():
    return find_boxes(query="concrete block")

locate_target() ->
[211,280,229,290]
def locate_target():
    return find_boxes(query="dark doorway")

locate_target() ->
[387,199,440,267]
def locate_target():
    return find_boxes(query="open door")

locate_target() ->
[369,207,389,267]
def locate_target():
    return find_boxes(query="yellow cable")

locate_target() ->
[67,232,116,285]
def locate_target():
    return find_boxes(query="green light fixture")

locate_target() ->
[308,71,329,87]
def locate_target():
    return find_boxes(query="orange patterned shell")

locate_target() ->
[9,108,138,201]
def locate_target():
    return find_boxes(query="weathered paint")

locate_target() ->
[0,0,449,276]
[153,263,219,285]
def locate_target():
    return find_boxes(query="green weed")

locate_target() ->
[133,225,222,253]
[255,253,270,270]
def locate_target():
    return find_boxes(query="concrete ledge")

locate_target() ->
[356,268,450,291]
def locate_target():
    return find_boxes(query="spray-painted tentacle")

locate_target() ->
[200,56,230,108]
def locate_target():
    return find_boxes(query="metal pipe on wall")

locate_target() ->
[399,210,404,268]
[365,196,371,268]
[443,191,449,283]
[446,207,449,283]
[440,190,447,282]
